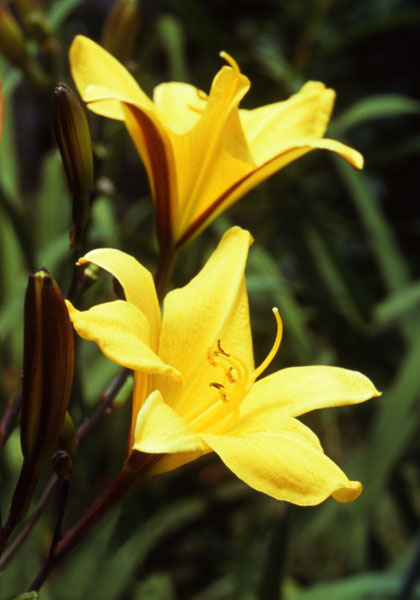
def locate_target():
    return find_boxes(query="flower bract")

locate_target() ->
[67,227,379,506]
[69,36,364,251]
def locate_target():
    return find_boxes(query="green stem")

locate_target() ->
[0,370,129,569]
[0,459,45,552]
[154,245,177,301]
[28,454,160,592]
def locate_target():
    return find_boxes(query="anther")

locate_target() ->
[207,349,217,366]
[209,382,229,402]
[187,104,204,114]
[226,367,236,384]
[216,339,229,356]
[196,89,208,101]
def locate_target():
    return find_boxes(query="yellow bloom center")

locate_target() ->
[206,308,282,419]
[208,340,248,419]
[179,308,282,435]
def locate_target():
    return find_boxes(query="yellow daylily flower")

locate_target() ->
[69,36,363,253]
[67,227,379,506]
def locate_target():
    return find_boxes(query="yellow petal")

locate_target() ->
[69,35,153,120]
[157,227,254,412]
[78,248,161,350]
[132,389,205,454]
[241,366,380,422]
[185,136,362,234]
[202,422,362,505]
[169,64,253,241]
[240,81,335,163]
[153,82,207,133]
[69,36,177,245]
[66,300,178,378]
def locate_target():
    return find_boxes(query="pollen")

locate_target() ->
[207,339,248,415]
[209,382,229,402]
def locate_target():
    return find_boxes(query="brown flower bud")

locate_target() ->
[101,0,140,64]
[52,83,94,249]
[21,269,74,462]
[51,450,73,481]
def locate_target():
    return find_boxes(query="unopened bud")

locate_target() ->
[0,3,26,65]
[51,450,72,481]
[101,0,140,64]
[21,269,74,462]
[52,83,94,249]
[60,411,77,457]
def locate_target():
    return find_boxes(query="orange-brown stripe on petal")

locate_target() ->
[176,141,362,250]
[123,103,175,253]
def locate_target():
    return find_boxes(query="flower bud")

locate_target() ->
[21,269,74,462]
[101,0,140,64]
[51,450,73,481]
[60,411,77,457]
[0,3,26,65]
[52,83,94,249]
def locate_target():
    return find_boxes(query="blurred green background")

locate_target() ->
[1,0,420,598]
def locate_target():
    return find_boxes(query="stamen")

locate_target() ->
[207,348,217,366]
[226,367,236,384]
[209,382,229,402]
[219,51,241,74]
[187,104,204,114]
[196,89,208,101]
[216,339,229,356]
[186,89,208,115]
[251,308,283,383]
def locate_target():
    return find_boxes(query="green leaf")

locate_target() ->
[331,95,420,136]
[0,68,21,204]
[36,151,71,253]
[88,497,206,599]
[48,0,84,27]
[133,574,175,599]
[374,280,420,325]
[285,572,420,599]
[157,15,188,81]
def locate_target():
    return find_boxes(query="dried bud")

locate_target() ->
[21,269,74,462]
[52,83,94,249]
[101,0,140,64]
[51,450,73,481]
[0,3,26,65]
